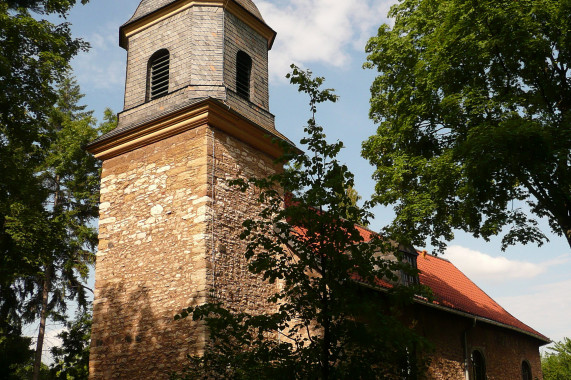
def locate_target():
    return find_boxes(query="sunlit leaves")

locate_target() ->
[173,66,430,379]
[363,0,571,251]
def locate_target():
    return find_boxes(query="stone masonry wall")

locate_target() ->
[208,127,281,313]
[90,123,284,378]
[415,305,544,380]
[90,126,212,379]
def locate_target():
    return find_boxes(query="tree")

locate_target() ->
[49,308,92,380]
[362,0,571,251]
[1,0,90,355]
[172,65,430,379]
[542,338,571,380]
[1,0,90,284]
[0,323,34,380]
[339,186,367,226]
[2,76,116,380]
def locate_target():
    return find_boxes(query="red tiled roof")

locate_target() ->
[416,253,548,342]
[289,212,547,342]
[343,224,548,342]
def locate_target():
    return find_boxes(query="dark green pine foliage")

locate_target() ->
[0,323,34,380]
[362,0,571,251]
[173,65,430,380]
[0,0,89,334]
[2,75,115,379]
[12,75,104,321]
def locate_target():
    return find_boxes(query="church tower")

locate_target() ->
[87,1,290,378]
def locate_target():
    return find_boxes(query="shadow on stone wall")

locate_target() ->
[91,279,204,379]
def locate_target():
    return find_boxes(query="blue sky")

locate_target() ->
[39,0,569,351]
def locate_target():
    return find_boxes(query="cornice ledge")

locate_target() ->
[88,99,288,161]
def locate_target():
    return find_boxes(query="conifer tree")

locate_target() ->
[2,76,116,379]
[50,307,92,380]
[1,0,89,351]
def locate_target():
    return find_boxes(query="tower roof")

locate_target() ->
[126,0,266,26]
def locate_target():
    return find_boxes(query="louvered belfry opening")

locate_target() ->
[236,51,252,100]
[148,49,170,100]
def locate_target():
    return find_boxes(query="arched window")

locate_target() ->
[471,350,486,380]
[521,360,532,380]
[236,51,252,100]
[148,49,170,100]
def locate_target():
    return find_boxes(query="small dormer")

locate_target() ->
[400,248,420,286]
[115,0,277,134]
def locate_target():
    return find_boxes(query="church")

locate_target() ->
[86,0,549,379]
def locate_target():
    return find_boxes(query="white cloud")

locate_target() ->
[498,279,571,343]
[72,23,126,91]
[444,246,571,342]
[258,0,398,79]
[443,245,570,282]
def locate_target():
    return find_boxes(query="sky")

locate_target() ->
[32,0,570,356]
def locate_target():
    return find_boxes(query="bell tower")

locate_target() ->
[87,1,290,378]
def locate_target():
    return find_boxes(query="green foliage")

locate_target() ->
[1,2,98,378]
[338,186,368,226]
[6,76,113,324]
[0,0,90,322]
[542,338,571,380]
[172,65,430,379]
[50,308,92,380]
[5,1,89,15]
[1,74,116,379]
[13,361,51,380]
[362,0,571,251]
[0,324,34,380]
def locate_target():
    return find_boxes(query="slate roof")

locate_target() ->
[89,97,208,146]
[344,224,549,343]
[88,97,293,150]
[125,0,266,26]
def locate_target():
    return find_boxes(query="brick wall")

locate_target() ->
[414,304,544,380]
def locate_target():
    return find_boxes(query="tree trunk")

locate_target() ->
[33,176,60,380]
[319,205,330,380]
[33,264,52,380]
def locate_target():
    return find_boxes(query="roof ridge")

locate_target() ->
[417,253,548,342]
[418,251,450,263]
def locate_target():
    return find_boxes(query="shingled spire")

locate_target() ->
[125,0,267,26]
[89,0,282,160]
